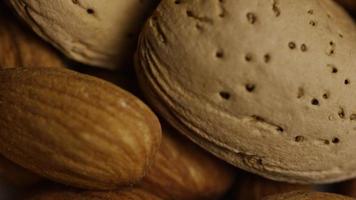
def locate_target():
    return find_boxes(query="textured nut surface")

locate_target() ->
[140,124,235,200]
[233,173,311,200]
[0,68,161,189]
[7,0,159,69]
[0,3,65,69]
[136,0,356,183]
[264,191,355,200]
[27,187,162,200]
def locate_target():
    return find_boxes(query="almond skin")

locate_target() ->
[140,124,236,200]
[263,191,355,200]
[26,187,163,200]
[0,68,161,190]
[233,173,312,200]
[0,4,64,69]
[66,66,235,199]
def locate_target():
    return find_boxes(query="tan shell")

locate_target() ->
[7,0,159,69]
[135,0,356,183]
[0,68,161,189]
[0,4,65,69]
[27,187,163,200]
[140,124,235,200]
[264,191,355,200]
[233,173,312,200]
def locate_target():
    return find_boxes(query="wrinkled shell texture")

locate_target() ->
[0,5,64,69]
[0,68,161,189]
[27,187,163,200]
[8,0,159,69]
[140,125,235,200]
[136,0,356,183]
[264,191,355,200]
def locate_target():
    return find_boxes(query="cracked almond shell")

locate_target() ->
[7,0,159,69]
[0,68,161,189]
[135,0,356,183]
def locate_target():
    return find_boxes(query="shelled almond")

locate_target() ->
[0,155,41,187]
[0,68,161,190]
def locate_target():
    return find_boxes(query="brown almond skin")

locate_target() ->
[0,3,65,69]
[233,173,312,200]
[140,124,236,200]
[68,65,235,199]
[0,155,41,187]
[0,68,161,190]
[264,191,355,200]
[26,187,163,200]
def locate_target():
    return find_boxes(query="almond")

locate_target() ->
[65,65,235,199]
[264,191,355,200]
[0,4,64,69]
[6,0,159,69]
[0,68,161,190]
[233,173,312,200]
[27,187,163,200]
[140,124,236,200]
[135,0,356,183]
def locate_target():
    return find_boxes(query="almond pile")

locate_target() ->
[0,1,355,200]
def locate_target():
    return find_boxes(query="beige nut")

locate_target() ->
[7,0,159,69]
[0,68,161,190]
[135,0,356,183]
